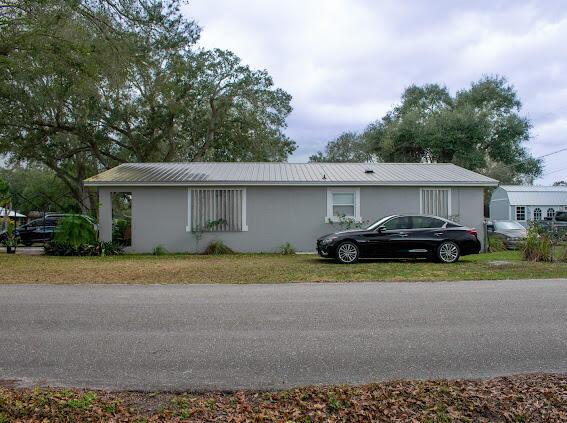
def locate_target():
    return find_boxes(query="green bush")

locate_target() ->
[112,218,131,246]
[488,236,506,252]
[279,242,296,255]
[203,240,234,255]
[45,241,123,256]
[54,215,96,247]
[1,219,18,247]
[522,224,553,262]
[152,244,168,256]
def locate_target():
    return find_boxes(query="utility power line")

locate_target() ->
[538,146,567,159]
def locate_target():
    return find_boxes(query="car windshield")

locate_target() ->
[494,221,525,230]
[366,216,395,231]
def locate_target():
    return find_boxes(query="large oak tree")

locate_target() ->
[0,0,295,212]
[311,76,542,184]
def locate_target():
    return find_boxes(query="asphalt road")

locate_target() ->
[1,280,566,391]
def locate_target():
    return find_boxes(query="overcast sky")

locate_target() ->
[186,0,567,184]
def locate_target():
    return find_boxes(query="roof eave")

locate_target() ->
[84,180,498,187]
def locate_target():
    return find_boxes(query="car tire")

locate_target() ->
[335,241,360,264]
[436,241,460,263]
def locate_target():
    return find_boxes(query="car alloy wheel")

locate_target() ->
[336,241,359,264]
[437,241,460,263]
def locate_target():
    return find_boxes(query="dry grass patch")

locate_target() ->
[0,374,566,422]
[1,250,567,284]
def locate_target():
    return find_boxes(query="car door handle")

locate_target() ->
[434,232,444,236]
[398,232,408,237]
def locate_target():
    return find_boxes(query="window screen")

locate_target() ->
[421,189,450,218]
[190,189,244,232]
[332,192,355,217]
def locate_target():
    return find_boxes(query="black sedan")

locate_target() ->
[317,215,481,264]
[0,214,97,246]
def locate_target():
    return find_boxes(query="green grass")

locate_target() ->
[0,250,566,284]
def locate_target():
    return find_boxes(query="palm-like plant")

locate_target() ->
[54,216,97,247]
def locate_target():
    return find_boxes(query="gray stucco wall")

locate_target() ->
[489,187,511,221]
[98,185,487,253]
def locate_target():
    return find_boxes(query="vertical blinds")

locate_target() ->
[191,189,244,232]
[421,188,450,218]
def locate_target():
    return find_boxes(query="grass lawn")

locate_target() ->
[0,250,567,284]
[1,374,565,422]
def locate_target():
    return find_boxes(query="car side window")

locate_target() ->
[412,216,444,229]
[383,216,412,230]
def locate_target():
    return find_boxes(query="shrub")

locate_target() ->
[279,242,296,255]
[1,219,18,247]
[522,224,553,262]
[488,236,506,252]
[203,240,234,255]
[152,244,168,256]
[45,241,123,256]
[112,218,131,246]
[54,215,96,247]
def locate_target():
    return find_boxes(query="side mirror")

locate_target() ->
[377,225,386,233]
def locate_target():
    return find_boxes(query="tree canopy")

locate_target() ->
[0,0,295,212]
[311,76,542,184]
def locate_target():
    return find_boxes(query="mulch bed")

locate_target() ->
[1,374,566,422]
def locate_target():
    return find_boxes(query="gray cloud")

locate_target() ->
[186,0,567,183]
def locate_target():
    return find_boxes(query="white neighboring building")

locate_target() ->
[490,185,567,226]
[0,207,26,218]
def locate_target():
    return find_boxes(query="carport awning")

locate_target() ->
[0,207,26,218]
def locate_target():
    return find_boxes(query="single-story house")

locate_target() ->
[0,207,26,219]
[0,207,26,228]
[84,162,498,253]
[489,185,567,226]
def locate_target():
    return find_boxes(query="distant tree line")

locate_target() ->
[311,76,542,185]
[0,0,295,213]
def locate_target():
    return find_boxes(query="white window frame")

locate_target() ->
[419,188,452,218]
[533,207,542,220]
[326,188,361,222]
[516,206,526,221]
[186,188,248,232]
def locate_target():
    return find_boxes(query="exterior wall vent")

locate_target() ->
[364,169,375,174]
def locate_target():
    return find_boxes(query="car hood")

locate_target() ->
[495,229,527,238]
[318,229,367,241]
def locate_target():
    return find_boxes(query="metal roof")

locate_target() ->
[499,185,567,206]
[0,207,26,218]
[84,162,498,187]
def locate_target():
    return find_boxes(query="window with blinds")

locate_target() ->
[420,188,451,218]
[188,189,247,232]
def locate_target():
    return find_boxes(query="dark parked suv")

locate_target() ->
[317,214,481,264]
[1,214,96,246]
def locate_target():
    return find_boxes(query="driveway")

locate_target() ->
[1,279,566,391]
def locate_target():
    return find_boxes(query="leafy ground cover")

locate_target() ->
[1,250,567,284]
[1,374,566,422]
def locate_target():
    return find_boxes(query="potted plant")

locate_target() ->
[2,219,19,254]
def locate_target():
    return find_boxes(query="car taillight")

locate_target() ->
[466,229,478,236]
